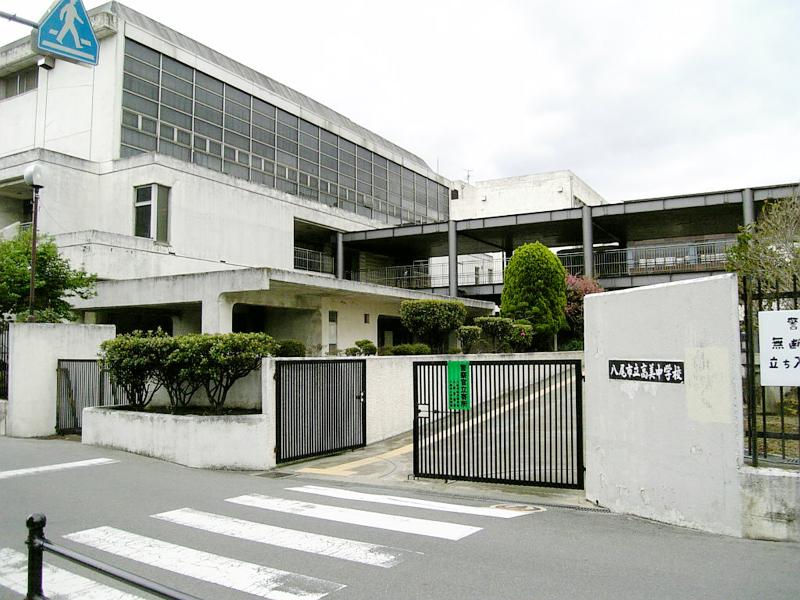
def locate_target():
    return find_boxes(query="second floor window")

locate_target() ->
[134,184,170,243]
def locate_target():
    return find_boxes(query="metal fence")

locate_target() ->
[413,360,583,488]
[294,247,334,274]
[0,321,8,399]
[275,359,366,463]
[56,360,128,434]
[742,276,799,465]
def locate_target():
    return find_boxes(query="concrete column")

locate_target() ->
[335,232,344,279]
[448,220,458,297]
[582,204,594,279]
[201,293,234,333]
[742,188,755,226]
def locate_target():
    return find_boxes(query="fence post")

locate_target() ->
[743,276,758,467]
[26,513,47,600]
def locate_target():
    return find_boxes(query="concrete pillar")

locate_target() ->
[742,188,755,226]
[335,232,344,279]
[582,204,594,279]
[448,220,458,297]
[201,293,234,333]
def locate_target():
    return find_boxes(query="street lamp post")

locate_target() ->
[23,164,44,323]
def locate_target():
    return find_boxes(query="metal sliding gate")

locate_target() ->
[275,359,366,463]
[413,359,583,489]
[56,360,128,434]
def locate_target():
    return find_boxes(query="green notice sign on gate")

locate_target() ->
[447,360,471,410]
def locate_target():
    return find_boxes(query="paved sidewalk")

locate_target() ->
[275,431,599,511]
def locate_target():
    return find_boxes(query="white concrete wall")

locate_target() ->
[450,171,605,220]
[0,399,6,435]
[6,323,116,437]
[584,274,744,537]
[740,466,800,542]
[0,91,37,156]
[82,408,271,470]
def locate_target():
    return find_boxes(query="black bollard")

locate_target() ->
[25,513,48,600]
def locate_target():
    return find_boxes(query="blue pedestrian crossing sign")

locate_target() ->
[36,0,99,66]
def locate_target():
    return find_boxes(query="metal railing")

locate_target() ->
[559,239,736,278]
[25,514,202,600]
[56,360,128,433]
[293,247,334,274]
[348,240,736,290]
[742,276,799,465]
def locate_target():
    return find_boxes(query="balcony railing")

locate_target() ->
[294,247,334,274]
[347,239,736,291]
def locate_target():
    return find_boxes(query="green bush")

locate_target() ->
[508,323,534,352]
[275,339,306,357]
[559,338,584,351]
[565,274,603,340]
[474,317,514,352]
[457,325,482,354]
[154,334,203,410]
[344,346,360,356]
[355,339,377,356]
[501,242,567,350]
[100,330,165,408]
[399,299,467,353]
[384,343,432,355]
[193,333,276,412]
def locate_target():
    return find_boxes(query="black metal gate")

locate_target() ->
[275,359,366,463]
[413,359,583,489]
[0,321,8,399]
[56,360,128,434]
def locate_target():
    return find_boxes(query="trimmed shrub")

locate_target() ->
[508,323,534,352]
[345,346,360,356]
[192,333,276,412]
[385,343,432,355]
[355,339,377,356]
[100,330,165,408]
[275,339,306,357]
[154,334,203,410]
[474,317,514,352]
[457,325,482,354]
[501,242,567,349]
[399,299,467,353]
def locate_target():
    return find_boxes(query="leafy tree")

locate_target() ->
[500,242,567,349]
[0,230,95,322]
[154,335,203,410]
[275,339,306,357]
[352,339,377,356]
[457,325,482,353]
[399,299,467,352]
[726,191,800,291]
[564,274,604,339]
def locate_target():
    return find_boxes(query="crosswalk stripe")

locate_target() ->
[0,547,143,600]
[288,485,542,518]
[64,526,344,600]
[226,494,482,541]
[0,458,117,480]
[152,507,414,568]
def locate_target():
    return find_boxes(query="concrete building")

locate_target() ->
[0,2,794,348]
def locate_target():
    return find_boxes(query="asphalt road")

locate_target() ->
[1,436,798,600]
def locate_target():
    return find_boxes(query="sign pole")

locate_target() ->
[27,185,41,322]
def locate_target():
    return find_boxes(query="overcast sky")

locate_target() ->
[2,0,798,201]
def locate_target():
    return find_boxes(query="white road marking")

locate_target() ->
[0,458,118,480]
[153,507,414,568]
[0,547,143,600]
[287,485,542,518]
[226,494,482,541]
[64,526,344,600]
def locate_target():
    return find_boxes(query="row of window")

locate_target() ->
[120,38,449,225]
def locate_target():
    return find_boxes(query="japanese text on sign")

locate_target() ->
[447,360,471,410]
[608,360,684,384]
[758,310,800,386]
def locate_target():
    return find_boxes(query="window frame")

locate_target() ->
[133,183,170,244]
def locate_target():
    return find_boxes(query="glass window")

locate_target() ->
[299,132,318,149]
[252,141,275,160]
[122,128,156,151]
[276,136,298,154]
[224,84,250,107]
[276,149,298,168]
[320,129,337,145]
[252,126,275,146]
[161,106,192,130]
[161,89,192,113]
[253,98,275,117]
[320,167,337,183]
[357,157,372,172]
[320,154,338,170]
[225,114,250,135]
[134,184,170,243]
[196,87,223,109]
[225,100,250,122]
[162,73,193,97]
[125,39,159,67]
[159,123,174,139]
[339,138,355,154]
[298,145,318,161]
[195,119,222,141]
[122,110,139,128]
[193,152,222,172]
[252,112,275,131]
[276,122,298,141]
[162,56,193,82]
[123,55,159,83]
[122,91,158,117]
[224,130,250,151]
[339,162,355,177]
[196,71,224,95]
[277,108,298,127]
[195,103,223,125]
[299,159,318,176]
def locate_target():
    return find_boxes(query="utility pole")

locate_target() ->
[23,165,44,322]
